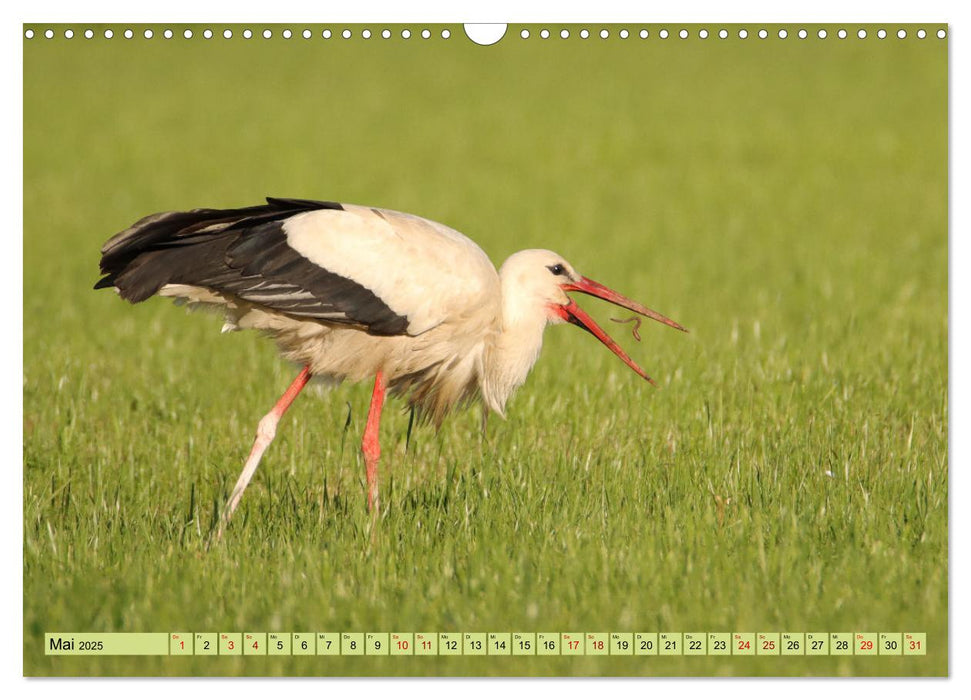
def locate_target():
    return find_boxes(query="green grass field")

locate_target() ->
[23,24,947,676]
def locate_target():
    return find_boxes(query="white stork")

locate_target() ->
[96,198,686,536]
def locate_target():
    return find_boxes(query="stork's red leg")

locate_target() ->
[216,366,312,539]
[362,371,387,513]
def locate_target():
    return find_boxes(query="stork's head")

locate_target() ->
[498,249,687,385]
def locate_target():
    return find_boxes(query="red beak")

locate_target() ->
[551,276,686,386]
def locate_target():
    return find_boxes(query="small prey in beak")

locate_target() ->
[549,275,687,385]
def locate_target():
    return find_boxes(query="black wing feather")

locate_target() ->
[95,197,410,336]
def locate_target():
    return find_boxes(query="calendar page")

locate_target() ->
[22,19,947,677]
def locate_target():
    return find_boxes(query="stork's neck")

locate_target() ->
[480,282,550,416]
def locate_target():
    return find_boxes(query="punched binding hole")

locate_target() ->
[464,23,506,45]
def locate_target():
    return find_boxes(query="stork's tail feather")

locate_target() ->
[95,197,343,302]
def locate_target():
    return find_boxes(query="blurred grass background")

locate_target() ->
[23,24,947,676]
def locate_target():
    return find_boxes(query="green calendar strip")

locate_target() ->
[45,632,928,657]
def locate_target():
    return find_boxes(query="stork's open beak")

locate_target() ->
[552,276,687,386]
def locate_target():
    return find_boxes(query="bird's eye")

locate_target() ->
[547,263,566,276]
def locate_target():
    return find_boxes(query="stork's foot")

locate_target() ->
[211,366,312,543]
[215,412,279,541]
[366,467,380,516]
[364,437,380,515]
